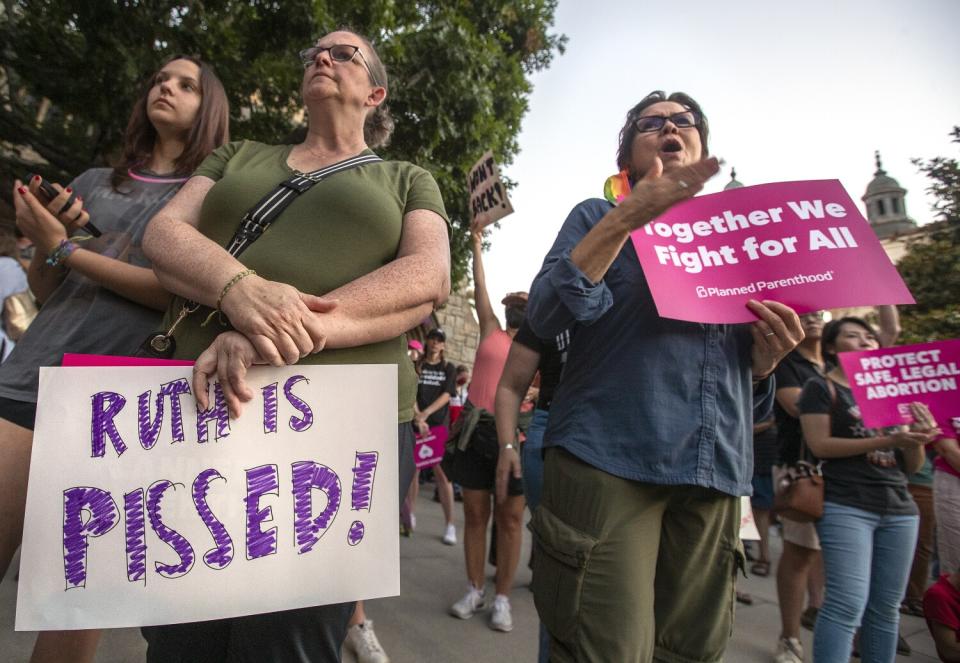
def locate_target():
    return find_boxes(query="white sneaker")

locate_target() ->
[449,586,486,619]
[442,523,457,545]
[773,636,803,663]
[489,594,513,632]
[344,620,390,663]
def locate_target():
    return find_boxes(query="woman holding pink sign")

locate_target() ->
[404,327,458,545]
[798,316,946,662]
[526,90,804,662]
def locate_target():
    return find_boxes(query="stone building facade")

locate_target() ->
[408,289,481,370]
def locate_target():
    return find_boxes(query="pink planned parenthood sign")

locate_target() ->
[629,180,914,323]
[838,339,960,431]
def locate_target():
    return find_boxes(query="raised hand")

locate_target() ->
[617,156,721,232]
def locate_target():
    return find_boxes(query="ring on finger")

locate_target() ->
[677,180,689,190]
[764,331,776,337]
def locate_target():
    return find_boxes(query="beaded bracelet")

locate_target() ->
[216,269,257,311]
[46,239,78,267]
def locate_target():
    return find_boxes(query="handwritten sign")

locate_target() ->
[468,150,513,228]
[838,339,960,430]
[17,365,399,630]
[414,425,448,470]
[629,180,914,323]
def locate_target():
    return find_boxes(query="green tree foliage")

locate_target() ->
[897,126,960,343]
[0,0,565,286]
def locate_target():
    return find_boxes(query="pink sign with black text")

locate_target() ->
[629,180,914,323]
[838,339,960,432]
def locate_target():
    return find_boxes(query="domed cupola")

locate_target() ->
[862,151,916,239]
[724,167,744,191]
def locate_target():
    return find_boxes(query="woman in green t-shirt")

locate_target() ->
[142,28,449,663]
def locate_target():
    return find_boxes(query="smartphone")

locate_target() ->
[26,174,102,237]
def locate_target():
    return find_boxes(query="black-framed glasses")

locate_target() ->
[633,110,700,133]
[299,44,381,87]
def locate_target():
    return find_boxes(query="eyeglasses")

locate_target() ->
[633,110,700,133]
[299,44,381,87]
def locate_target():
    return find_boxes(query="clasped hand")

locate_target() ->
[194,279,338,417]
[219,274,338,366]
[891,402,942,448]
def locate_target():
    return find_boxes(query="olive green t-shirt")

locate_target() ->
[165,140,448,422]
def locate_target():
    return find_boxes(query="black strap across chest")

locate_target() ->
[224,152,382,258]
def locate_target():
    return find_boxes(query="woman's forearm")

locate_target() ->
[318,212,449,349]
[142,176,238,307]
[144,212,245,307]
[495,382,526,447]
[494,343,540,445]
[63,249,171,311]
[323,300,433,350]
[935,437,960,473]
[27,248,67,304]
[418,393,451,420]
[569,206,634,283]
[806,433,900,458]
[901,443,925,475]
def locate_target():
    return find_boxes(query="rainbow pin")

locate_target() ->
[603,169,631,205]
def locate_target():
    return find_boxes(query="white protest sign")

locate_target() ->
[468,150,514,228]
[17,365,398,630]
[739,496,760,541]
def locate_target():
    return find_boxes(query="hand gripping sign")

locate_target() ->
[414,425,448,470]
[838,339,960,431]
[17,364,399,630]
[627,180,914,323]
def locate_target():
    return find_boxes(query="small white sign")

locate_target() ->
[468,150,514,228]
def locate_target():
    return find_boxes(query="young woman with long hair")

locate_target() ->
[4,54,229,663]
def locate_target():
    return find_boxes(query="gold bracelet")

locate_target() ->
[216,269,256,311]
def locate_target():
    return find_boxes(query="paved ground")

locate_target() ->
[0,486,942,662]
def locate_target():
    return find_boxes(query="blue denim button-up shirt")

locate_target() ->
[528,199,774,496]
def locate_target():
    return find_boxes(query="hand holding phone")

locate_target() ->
[26,174,102,237]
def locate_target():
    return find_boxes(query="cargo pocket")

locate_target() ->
[726,540,747,639]
[527,504,599,645]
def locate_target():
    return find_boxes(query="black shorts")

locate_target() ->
[142,602,356,663]
[0,396,37,431]
[443,426,524,496]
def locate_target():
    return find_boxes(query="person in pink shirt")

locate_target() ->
[442,224,527,633]
[934,419,960,577]
[924,570,960,662]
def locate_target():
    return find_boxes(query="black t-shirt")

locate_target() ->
[513,319,572,412]
[797,376,917,516]
[417,360,456,426]
[774,350,823,464]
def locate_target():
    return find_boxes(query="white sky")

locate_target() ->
[479,0,960,319]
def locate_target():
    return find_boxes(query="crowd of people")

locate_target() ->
[0,27,957,663]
